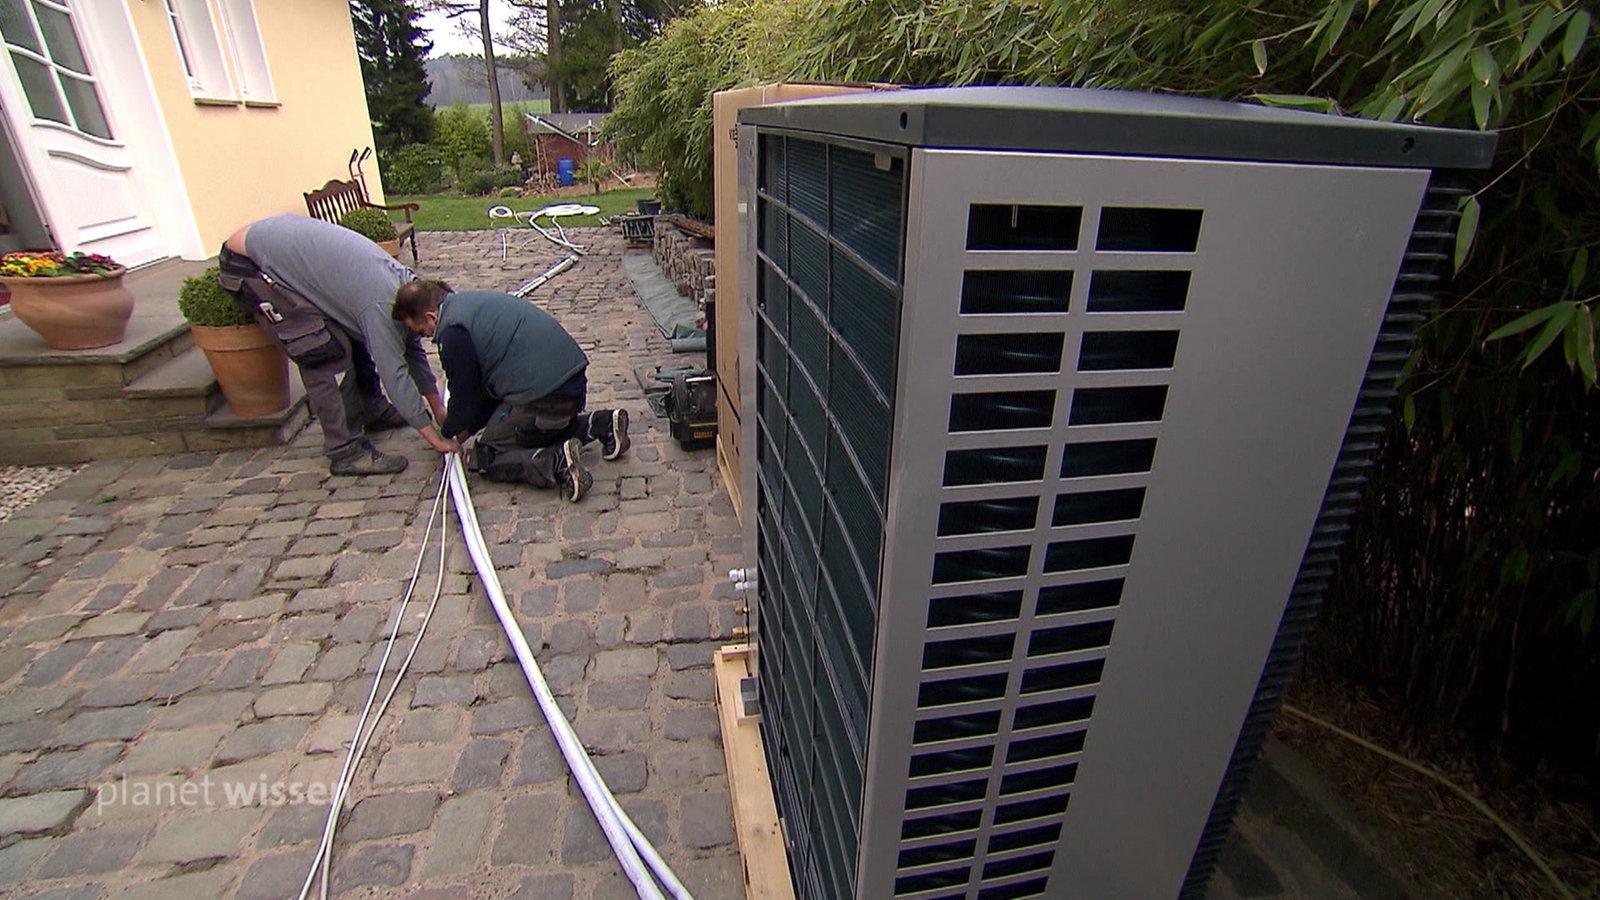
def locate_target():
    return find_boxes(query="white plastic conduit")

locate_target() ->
[489,203,595,297]
[298,457,693,899]
[444,454,694,900]
[300,472,453,900]
[303,211,688,893]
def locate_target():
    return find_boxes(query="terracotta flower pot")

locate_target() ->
[189,322,291,417]
[0,268,134,350]
[376,238,402,258]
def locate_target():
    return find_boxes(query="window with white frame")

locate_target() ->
[164,0,274,104]
[216,0,274,103]
[165,0,232,100]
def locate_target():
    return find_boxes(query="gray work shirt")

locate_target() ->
[241,215,437,429]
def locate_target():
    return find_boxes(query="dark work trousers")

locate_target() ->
[298,323,367,462]
[234,277,390,463]
[473,393,584,487]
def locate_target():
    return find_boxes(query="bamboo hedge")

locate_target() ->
[611,0,1600,768]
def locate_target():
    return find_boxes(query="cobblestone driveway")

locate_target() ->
[0,228,747,899]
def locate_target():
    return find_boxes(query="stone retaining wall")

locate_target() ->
[652,220,716,332]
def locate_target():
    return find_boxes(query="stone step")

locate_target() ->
[0,258,310,464]
[202,371,309,433]
[0,392,309,464]
[1,345,218,428]
[128,346,311,440]
[121,343,219,402]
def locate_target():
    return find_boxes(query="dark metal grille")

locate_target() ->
[755,132,908,900]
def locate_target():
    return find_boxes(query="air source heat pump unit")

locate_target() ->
[734,87,1495,900]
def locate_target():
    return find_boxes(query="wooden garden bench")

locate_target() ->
[303,178,419,263]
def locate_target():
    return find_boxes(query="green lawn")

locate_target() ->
[456,99,551,118]
[391,187,656,231]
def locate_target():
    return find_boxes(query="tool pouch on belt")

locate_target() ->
[220,271,345,368]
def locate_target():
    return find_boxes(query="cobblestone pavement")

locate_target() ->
[0,228,747,898]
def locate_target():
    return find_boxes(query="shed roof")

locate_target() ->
[524,113,611,143]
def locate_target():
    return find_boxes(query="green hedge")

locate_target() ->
[458,164,525,197]
[382,143,449,195]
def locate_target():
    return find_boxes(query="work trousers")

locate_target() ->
[220,250,397,462]
[473,393,584,487]
[294,322,397,462]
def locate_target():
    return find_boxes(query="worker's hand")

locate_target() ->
[428,396,448,426]
[420,425,459,455]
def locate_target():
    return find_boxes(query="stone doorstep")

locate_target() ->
[0,352,218,430]
[0,400,307,466]
[0,256,203,374]
[0,314,192,374]
[0,402,310,463]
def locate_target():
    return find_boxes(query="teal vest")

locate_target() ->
[436,290,587,403]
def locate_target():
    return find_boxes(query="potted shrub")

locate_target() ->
[338,207,402,257]
[178,266,290,417]
[0,250,133,349]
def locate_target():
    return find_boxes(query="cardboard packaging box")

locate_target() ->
[711,82,888,517]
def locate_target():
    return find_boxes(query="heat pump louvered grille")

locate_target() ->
[755,132,907,900]
[881,195,1197,898]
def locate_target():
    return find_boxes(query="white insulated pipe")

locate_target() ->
[444,455,692,899]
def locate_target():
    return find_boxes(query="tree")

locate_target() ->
[503,0,566,111]
[547,0,565,111]
[550,1,622,110]
[607,0,800,217]
[505,0,683,112]
[424,1,507,164]
[349,0,435,153]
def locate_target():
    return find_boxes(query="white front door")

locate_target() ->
[0,0,164,267]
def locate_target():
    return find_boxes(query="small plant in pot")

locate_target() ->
[179,266,290,417]
[338,208,401,257]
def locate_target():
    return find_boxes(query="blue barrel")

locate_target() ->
[557,158,575,186]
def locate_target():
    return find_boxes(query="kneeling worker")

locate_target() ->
[391,280,630,501]
[220,215,456,475]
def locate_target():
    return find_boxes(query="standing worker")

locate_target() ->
[391,279,630,501]
[218,215,457,475]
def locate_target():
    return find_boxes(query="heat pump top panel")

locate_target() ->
[737,85,1497,169]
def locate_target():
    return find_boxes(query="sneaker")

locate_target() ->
[557,437,591,502]
[597,409,631,461]
[330,443,409,476]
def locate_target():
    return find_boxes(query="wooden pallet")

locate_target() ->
[712,644,795,900]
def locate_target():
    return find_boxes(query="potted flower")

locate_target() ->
[178,266,290,417]
[337,208,402,257]
[0,250,133,349]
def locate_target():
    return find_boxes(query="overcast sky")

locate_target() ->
[413,1,516,58]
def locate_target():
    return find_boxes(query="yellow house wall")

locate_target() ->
[125,0,382,254]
